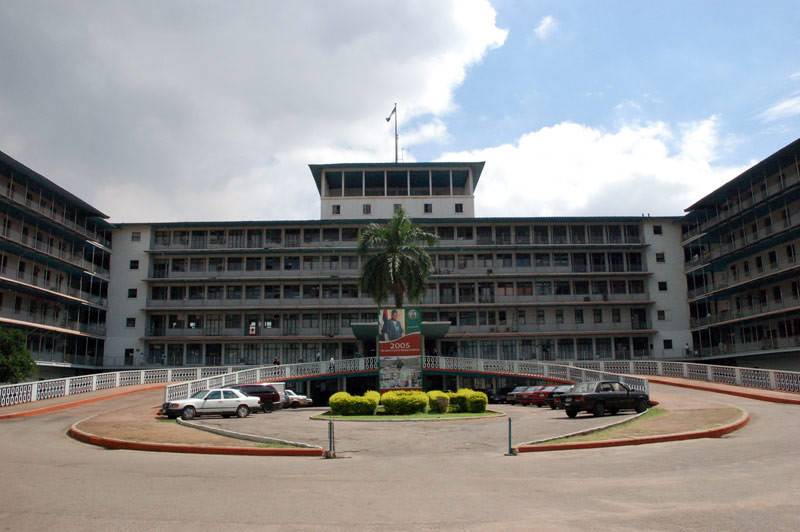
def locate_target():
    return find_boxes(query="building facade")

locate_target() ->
[683,138,800,370]
[0,151,111,378]
[105,162,690,369]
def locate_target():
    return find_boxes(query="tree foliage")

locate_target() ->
[357,207,438,308]
[0,328,35,383]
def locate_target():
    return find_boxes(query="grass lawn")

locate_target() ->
[256,441,306,448]
[311,410,504,421]
[533,407,668,445]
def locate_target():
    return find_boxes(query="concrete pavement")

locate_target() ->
[0,383,799,530]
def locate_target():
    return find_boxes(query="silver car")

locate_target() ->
[161,388,261,420]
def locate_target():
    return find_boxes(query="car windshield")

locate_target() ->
[571,382,598,393]
[190,390,209,399]
[511,387,526,393]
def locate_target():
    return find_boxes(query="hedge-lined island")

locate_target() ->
[312,389,504,421]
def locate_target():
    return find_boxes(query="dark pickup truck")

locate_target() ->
[561,380,649,418]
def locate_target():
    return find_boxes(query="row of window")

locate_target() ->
[140,335,659,366]
[148,251,651,276]
[331,203,464,215]
[149,223,646,248]
[138,278,658,302]
[142,306,659,333]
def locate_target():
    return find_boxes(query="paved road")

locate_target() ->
[195,403,631,455]
[0,384,798,531]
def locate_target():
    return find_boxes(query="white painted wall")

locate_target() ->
[643,218,692,358]
[105,225,150,367]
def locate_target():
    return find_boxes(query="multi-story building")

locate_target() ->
[0,150,111,378]
[105,162,690,369]
[682,138,800,370]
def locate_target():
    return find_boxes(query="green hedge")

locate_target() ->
[427,390,450,413]
[448,389,469,413]
[328,391,378,416]
[380,390,429,415]
[364,390,381,408]
[329,389,486,416]
[447,388,488,413]
[466,390,488,413]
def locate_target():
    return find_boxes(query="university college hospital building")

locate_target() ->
[1,138,798,378]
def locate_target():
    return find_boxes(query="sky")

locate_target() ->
[0,0,798,222]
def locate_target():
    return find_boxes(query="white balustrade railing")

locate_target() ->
[0,365,256,408]
[164,357,380,402]
[423,356,650,394]
[569,360,800,394]
[5,354,799,410]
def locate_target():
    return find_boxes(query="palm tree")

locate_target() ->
[357,207,438,308]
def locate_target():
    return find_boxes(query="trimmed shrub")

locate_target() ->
[427,390,450,414]
[380,390,429,415]
[364,390,380,411]
[466,391,488,413]
[329,391,378,415]
[328,391,352,415]
[448,389,469,413]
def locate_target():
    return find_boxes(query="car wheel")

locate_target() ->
[262,404,273,413]
[635,399,649,413]
[536,403,543,408]
[593,402,605,417]
[291,402,299,409]
[566,408,578,418]
[236,405,250,418]
[549,404,557,410]
[181,406,196,420]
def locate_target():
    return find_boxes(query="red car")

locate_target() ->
[526,385,560,407]
[517,386,545,406]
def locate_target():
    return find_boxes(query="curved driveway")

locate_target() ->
[1,384,799,531]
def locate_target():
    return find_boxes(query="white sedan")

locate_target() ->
[161,388,261,420]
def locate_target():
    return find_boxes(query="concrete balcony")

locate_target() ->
[0,187,111,247]
[0,270,107,307]
[691,298,800,328]
[0,306,106,337]
[0,227,109,278]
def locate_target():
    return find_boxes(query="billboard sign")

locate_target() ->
[378,307,422,390]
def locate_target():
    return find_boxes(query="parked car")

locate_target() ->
[546,385,574,409]
[525,385,559,407]
[517,386,545,406]
[227,383,282,413]
[283,389,313,408]
[505,386,529,405]
[161,388,261,420]
[491,386,515,404]
[561,381,650,418]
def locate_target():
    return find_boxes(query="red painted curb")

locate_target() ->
[646,377,800,405]
[0,384,166,420]
[516,410,750,453]
[67,424,324,457]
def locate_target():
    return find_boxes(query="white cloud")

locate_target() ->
[534,15,558,41]
[438,116,745,217]
[758,93,800,122]
[790,71,800,80]
[0,1,507,222]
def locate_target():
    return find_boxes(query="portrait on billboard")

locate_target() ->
[380,308,405,341]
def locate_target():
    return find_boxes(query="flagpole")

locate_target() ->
[386,103,398,163]
[393,103,398,163]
